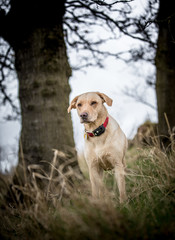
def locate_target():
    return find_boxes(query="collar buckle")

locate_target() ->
[93,125,105,136]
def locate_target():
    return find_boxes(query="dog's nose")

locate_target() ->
[80,112,88,119]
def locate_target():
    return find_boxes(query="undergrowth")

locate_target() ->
[0,141,175,240]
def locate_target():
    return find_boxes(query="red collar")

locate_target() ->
[85,117,109,137]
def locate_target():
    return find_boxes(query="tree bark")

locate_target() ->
[155,0,175,144]
[0,0,76,178]
[16,25,74,167]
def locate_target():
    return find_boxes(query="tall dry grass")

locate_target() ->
[0,139,175,240]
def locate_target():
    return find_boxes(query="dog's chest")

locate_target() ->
[94,145,114,169]
[84,132,118,170]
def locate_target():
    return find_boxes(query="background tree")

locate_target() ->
[155,0,175,144]
[0,0,75,177]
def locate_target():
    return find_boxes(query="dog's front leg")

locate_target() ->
[88,165,104,198]
[114,164,127,203]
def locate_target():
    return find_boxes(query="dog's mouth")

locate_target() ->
[80,118,91,124]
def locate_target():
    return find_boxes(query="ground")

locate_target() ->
[0,142,175,240]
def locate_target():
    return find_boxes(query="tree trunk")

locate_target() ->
[0,0,76,179]
[155,0,175,144]
[16,25,75,168]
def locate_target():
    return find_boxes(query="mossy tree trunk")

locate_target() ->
[0,0,76,178]
[155,0,175,144]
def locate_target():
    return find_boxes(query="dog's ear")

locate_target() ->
[67,95,79,113]
[96,92,113,106]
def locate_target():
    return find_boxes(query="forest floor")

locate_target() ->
[0,140,175,240]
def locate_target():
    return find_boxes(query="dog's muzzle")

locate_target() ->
[80,112,89,122]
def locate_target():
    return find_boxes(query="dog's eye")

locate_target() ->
[77,103,82,107]
[91,101,97,106]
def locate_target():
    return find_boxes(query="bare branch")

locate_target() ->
[123,85,157,110]
[64,0,158,70]
[0,38,20,119]
[0,0,10,13]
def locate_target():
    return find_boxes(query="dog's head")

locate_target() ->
[67,92,113,123]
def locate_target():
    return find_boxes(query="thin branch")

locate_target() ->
[64,0,157,71]
[123,87,157,110]
[0,40,20,119]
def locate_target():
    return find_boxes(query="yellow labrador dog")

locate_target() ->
[68,92,127,202]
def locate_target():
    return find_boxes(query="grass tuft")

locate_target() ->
[0,141,175,240]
